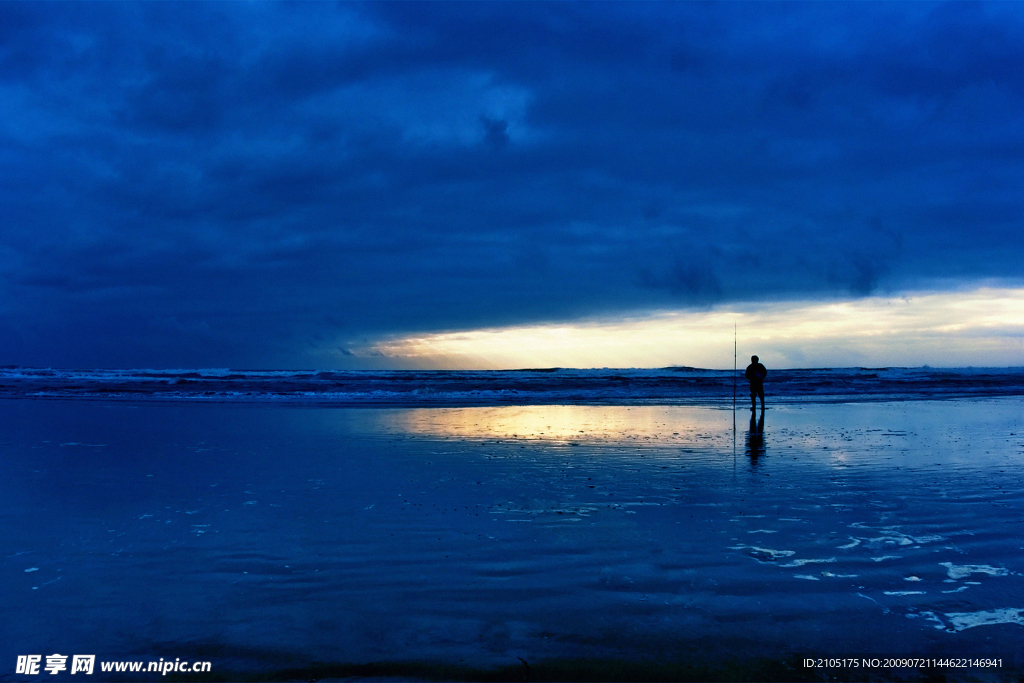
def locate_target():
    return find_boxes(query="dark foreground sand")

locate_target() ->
[2,399,1022,681]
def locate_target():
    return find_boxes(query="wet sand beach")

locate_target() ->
[2,398,1023,680]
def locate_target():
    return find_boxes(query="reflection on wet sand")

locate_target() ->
[377,404,732,446]
[747,411,766,466]
[4,399,1023,673]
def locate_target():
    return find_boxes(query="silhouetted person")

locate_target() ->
[745,355,767,412]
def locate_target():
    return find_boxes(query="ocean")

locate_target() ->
[2,367,1023,681]
[2,365,1023,406]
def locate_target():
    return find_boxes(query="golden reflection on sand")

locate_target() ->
[381,404,730,444]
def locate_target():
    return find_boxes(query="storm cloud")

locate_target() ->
[1,1,1022,368]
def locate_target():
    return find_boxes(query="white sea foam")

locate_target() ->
[780,557,836,568]
[909,611,945,629]
[939,562,1008,580]
[848,523,944,548]
[731,545,795,561]
[856,593,890,613]
[940,608,1024,632]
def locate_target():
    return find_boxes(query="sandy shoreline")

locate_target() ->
[2,399,1022,681]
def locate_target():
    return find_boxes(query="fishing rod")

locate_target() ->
[733,323,737,412]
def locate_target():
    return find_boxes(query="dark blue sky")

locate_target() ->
[2,1,1023,368]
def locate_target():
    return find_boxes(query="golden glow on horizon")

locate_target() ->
[355,287,1024,369]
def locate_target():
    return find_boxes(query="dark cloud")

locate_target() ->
[1,1,1023,368]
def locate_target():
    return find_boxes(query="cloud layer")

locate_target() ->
[2,2,1023,367]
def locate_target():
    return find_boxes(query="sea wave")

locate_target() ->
[1,366,1021,406]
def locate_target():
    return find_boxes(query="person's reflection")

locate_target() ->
[746,410,766,466]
